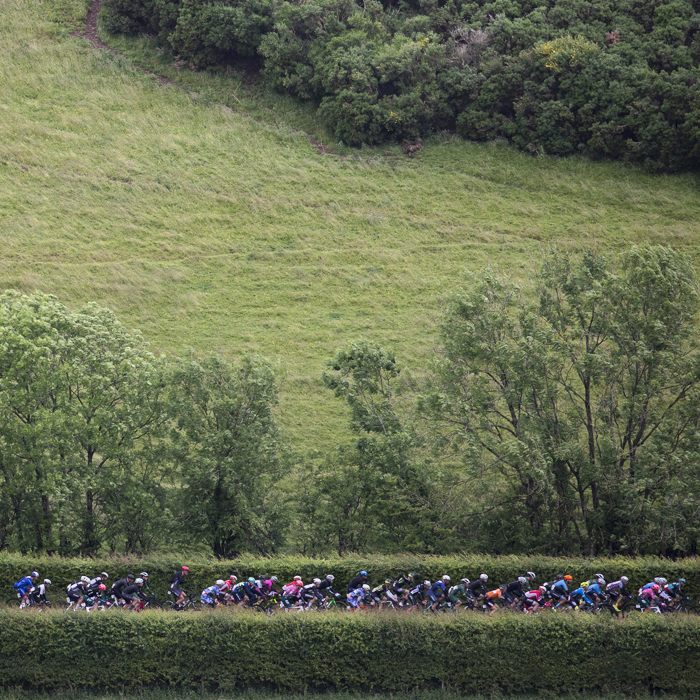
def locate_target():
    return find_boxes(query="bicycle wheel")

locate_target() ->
[5,598,19,608]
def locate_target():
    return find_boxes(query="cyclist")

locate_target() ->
[467,574,489,604]
[392,573,416,606]
[347,583,371,611]
[281,576,304,609]
[447,578,470,609]
[219,575,238,598]
[371,579,398,608]
[524,571,536,589]
[348,571,369,593]
[584,578,606,605]
[661,579,686,608]
[503,577,528,609]
[259,575,279,595]
[138,572,155,598]
[548,575,571,607]
[110,574,134,603]
[523,586,544,613]
[407,580,430,610]
[66,576,91,609]
[300,578,323,610]
[605,576,629,613]
[483,587,502,613]
[638,583,661,611]
[318,575,340,606]
[243,577,263,607]
[201,581,224,608]
[122,577,145,610]
[13,571,38,607]
[427,575,450,612]
[27,579,51,608]
[88,572,109,593]
[170,566,190,607]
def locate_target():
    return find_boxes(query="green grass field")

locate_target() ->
[3,0,700,451]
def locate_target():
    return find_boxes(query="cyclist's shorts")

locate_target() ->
[67,590,82,602]
[246,593,259,604]
[426,590,438,604]
[201,594,215,606]
[231,589,245,603]
[347,596,361,608]
[122,594,134,604]
[448,592,461,604]
[170,584,183,597]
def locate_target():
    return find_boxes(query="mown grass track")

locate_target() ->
[2,0,700,451]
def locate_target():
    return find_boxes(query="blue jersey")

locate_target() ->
[203,585,220,597]
[348,588,366,601]
[13,577,34,596]
[570,587,592,605]
[430,581,446,595]
[586,583,603,596]
[551,580,568,596]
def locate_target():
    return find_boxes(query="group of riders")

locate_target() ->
[9,567,693,615]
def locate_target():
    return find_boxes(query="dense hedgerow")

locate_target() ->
[100,0,700,169]
[3,553,700,601]
[1,612,700,692]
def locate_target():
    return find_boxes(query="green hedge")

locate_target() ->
[2,553,700,602]
[1,612,700,693]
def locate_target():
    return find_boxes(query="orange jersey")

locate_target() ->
[486,589,502,600]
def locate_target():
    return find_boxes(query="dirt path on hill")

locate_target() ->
[75,0,345,156]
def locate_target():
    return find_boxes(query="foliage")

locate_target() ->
[420,245,700,557]
[4,551,700,603]
[102,0,700,167]
[2,611,700,692]
[0,293,282,556]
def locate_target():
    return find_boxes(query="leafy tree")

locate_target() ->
[423,246,700,555]
[166,353,286,557]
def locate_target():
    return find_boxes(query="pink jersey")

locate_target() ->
[283,581,303,595]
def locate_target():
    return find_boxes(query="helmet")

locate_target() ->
[135,578,144,585]
[594,573,604,580]
[98,583,106,591]
[385,578,393,585]
[127,574,135,580]
[313,578,322,584]
[408,572,416,579]
[101,572,109,579]
[598,579,606,587]
[326,575,334,581]
[621,576,629,583]
[539,586,546,593]
[294,575,302,581]
[424,580,431,586]
[360,571,368,576]
[216,580,225,586]
[480,574,488,581]
[518,577,527,585]
[556,574,564,581]
[81,576,90,583]
[442,575,450,582]
[655,577,667,586]
[526,571,536,579]
[461,578,470,585]
[679,578,687,584]
[652,584,661,593]
[271,576,278,582]
[230,575,238,582]
[564,575,573,581]
[248,577,255,583]
[362,584,370,591]
[140,572,149,579]
[31,571,38,578]
[44,579,51,585]
[182,566,190,572]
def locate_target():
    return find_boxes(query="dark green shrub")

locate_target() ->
[2,612,700,693]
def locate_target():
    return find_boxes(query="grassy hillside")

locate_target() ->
[2,0,700,451]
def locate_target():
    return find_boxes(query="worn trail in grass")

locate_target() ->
[2,0,700,450]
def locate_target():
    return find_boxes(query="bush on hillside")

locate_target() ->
[101,0,700,168]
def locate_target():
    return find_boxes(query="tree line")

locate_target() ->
[102,0,700,170]
[2,245,700,557]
